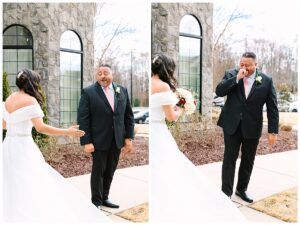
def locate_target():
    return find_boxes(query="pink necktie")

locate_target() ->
[244,78,249,98]
[104,86,114,111]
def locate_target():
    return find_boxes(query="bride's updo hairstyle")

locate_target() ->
[152,53,178,92]
[16,69,43,105]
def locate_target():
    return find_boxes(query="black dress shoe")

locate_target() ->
[235,190,253,203]
[102,200,120,208]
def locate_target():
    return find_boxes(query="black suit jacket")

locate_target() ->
[216,69,279,139]
[78,82,134,150]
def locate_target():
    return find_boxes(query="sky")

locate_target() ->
[214,1,298,55]
[94,1,298,59]
[94,2,150,64]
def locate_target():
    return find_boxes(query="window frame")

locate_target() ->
[179,14,203,113]
[59,30,83,127]
[3,24,34,89]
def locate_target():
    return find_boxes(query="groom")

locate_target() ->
[216,52,279,203]
[78,64,134,208]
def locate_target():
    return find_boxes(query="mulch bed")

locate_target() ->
[42,123,296,178]
[42,136,148,178]
[173,124,297,166]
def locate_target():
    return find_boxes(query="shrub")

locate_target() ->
[3,72,11,101]
[32,85,49,148]
[2,72,11,140]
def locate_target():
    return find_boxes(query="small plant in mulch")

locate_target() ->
[280,123,293,132]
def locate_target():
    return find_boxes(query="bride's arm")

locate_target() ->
[3,119,6,130]
[163,105,184,122]
[31,117,84,137]
[154,81,184,121]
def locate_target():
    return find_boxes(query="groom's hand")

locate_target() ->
[237,68,248,81]
[268,133,277,149]
[120,139,133,158]
[84,143,95,153]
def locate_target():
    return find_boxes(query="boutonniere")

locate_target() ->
[256,76,262,85]
[115,86,121,95]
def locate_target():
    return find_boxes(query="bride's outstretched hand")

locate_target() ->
[66,125,85,137]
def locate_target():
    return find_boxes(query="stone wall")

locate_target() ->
[151,3,213,120]
[3,3,96,126]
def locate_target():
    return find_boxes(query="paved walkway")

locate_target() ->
[67,165,148,222]
[68,150,297,222]
[199,150,297,222]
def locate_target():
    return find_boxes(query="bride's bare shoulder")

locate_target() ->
[23,96,38,106]
[5,93,38,110]
[151,79,170,94]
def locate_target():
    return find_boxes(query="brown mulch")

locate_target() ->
[173,124,297,166]
[41,122,296,178]
[42,136,148,178]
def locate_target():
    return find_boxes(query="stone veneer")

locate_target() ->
[151,3,213,120]
[3,3,96,126]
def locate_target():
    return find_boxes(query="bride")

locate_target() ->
[150,53,246,222]
[2,69,110,222]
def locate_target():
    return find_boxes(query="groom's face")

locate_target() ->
[96,66,113,87]
[239,57,257,77]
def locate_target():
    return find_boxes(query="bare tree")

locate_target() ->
[213,5,251,89]
[213,5,251,51]
[94,3,136,67]
[93,3,149,106]
[244,38,298,93]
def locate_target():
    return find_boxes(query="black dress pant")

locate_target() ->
[221,123,259,196]
[90,136,121,207]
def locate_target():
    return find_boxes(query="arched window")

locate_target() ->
[3,25,33,90]
[60,30,83,127]
[179,15,202,111]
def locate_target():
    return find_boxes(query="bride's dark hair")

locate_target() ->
[151,53,177,92]
[16,69,43,105]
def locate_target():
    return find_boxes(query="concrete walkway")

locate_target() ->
[68,150,297,222]
[199,150,297,222]
[67,165,148,222]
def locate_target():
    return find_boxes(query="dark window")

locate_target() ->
[3,25,33,90]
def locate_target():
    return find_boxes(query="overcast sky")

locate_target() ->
[94,2,149,62]
[93,1,298,64]
[214,1,299,46]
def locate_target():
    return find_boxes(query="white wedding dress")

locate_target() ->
[2,103,110,222]
[150,91,246,222]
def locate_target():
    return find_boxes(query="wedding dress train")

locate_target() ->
[150,91,246,222]
[2,103,110,222]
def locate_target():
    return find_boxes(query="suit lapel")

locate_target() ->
[246,70,258,100]
[95,82,113,111]
[238,70,259,101]
[247,81,257,100]
[238,78,246,100]
[112,82,118,111]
